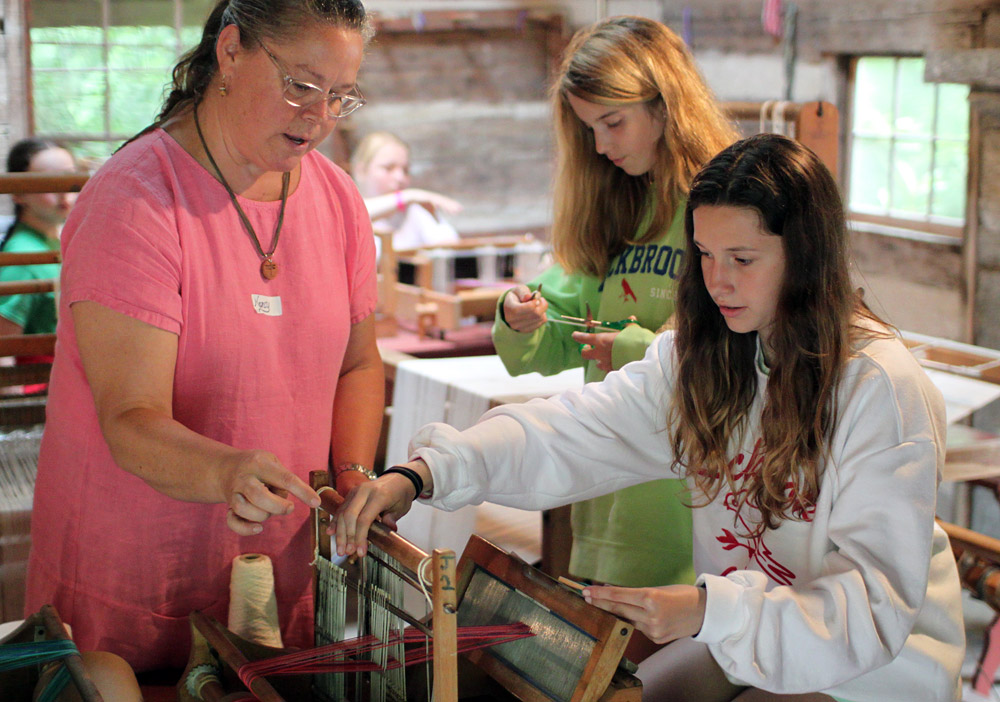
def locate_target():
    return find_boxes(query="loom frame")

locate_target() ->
[454,534,638,702]
[175,476,459,702]
[0,604,105,702]
[312,471,460,702]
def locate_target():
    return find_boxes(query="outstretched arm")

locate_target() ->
[364,188,462,222]
[73,300,320,536]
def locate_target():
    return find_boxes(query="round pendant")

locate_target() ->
[261,258,278,280]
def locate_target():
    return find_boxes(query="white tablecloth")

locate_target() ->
[386,356,583,561]
[924,367,1000,424]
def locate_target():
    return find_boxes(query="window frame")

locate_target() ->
[26,0,203,164]
[844,54,970,242]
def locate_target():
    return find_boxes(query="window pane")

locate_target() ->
[32,41,104,70]
[109,71,168,135]
[850,136,890,211]
[180,26,203,47]
[933,141,968,219]
[107,25,176,46]
[894,58,935,136]
[34,69,106,135]
[30,0,217,164]
[109,42,176,70]
[890,139,932,216]
[936,83,970,140]
[31,26,104,45]
[849,54,968,232]
[71,141,118,169]
[854,57,894,134]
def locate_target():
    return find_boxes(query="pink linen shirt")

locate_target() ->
[25,129,377,671]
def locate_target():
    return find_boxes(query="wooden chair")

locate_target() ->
[939,520,1000,696]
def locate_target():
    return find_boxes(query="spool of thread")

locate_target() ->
[228,553,283,648]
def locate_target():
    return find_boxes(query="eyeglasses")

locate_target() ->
[260,43,366,119]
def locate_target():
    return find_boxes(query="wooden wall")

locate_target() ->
[1,0,998,360]
[332,10,566,235]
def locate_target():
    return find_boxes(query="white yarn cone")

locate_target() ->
[228,553,283,648]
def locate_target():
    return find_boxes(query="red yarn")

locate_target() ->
[237,623,533,692]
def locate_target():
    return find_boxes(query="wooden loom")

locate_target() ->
[377,232,549,339]
[178,471,640,702]
[722,100,840,177]
[0,604,105,702]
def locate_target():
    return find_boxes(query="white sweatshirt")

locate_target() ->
[410,330,965,701]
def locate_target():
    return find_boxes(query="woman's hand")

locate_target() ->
[218,450,321,536]
[502,285,548,333]
[582,584,707,644]
[331,460,432,557]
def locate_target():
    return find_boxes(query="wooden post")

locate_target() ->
[432,548,458,702]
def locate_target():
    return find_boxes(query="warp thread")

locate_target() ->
[228,553,283,648]
[238,623,534,690]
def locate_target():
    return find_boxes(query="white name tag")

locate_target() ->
[251,294,282,316]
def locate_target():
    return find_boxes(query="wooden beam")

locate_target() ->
[0,172,88,194]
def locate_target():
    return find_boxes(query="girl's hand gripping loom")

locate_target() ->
[502,284,548,333]
[331,459,433,557]
[581,583,707,644]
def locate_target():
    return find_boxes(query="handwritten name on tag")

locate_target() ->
[251,294,283,316]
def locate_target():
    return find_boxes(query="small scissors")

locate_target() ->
[548,303,630,333]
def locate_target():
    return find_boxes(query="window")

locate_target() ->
[848,56,969,238]
[29,0,213,166]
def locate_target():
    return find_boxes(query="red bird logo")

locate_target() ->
[620,278,638,303]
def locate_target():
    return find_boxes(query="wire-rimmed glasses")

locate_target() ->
[260,43,366,119]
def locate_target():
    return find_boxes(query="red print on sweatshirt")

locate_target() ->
[620,277,638,303]
[715,438,806,586]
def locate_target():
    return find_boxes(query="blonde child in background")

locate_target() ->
[351,131,462,256]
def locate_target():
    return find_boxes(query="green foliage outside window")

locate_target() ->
[31,25,202,165]
[849,57,969,227]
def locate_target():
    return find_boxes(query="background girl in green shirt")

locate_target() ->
[0,138,77,393]
[0,138,77,337]
[492,15,736,659]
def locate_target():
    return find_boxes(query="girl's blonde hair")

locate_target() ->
[670,134,888,537]
[350,131,409,181]
[551,16,737,277]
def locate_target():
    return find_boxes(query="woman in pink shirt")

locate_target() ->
[25,0,383,672]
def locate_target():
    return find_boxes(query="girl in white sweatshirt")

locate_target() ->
[334,134,965,702]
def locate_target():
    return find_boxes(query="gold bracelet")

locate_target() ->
[334,462,377,481]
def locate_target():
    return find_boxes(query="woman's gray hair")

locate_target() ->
[156,0,372,126]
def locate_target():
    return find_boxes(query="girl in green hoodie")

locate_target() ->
[492,16,736,656]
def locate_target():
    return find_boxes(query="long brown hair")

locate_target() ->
[669,134,887,536]
[126,0,372,145]
[551,16,736,277]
